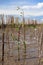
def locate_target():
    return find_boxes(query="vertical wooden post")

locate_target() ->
[38,33,43,65]
[18,26,20,61]
[23,17,26,65]
[2,32,4,65]
[23,17,26,53]
[18,25,21,61]
[1,15,4,65]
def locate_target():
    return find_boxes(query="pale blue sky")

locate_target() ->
[0,0,43,21]
[0,0,43,5]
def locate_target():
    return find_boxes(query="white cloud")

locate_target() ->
[0,9,21,15]
[0,2,43,17]
[22,2,43,9]
[24,11,43,16]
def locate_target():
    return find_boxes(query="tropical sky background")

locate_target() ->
[0,0,43,22]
